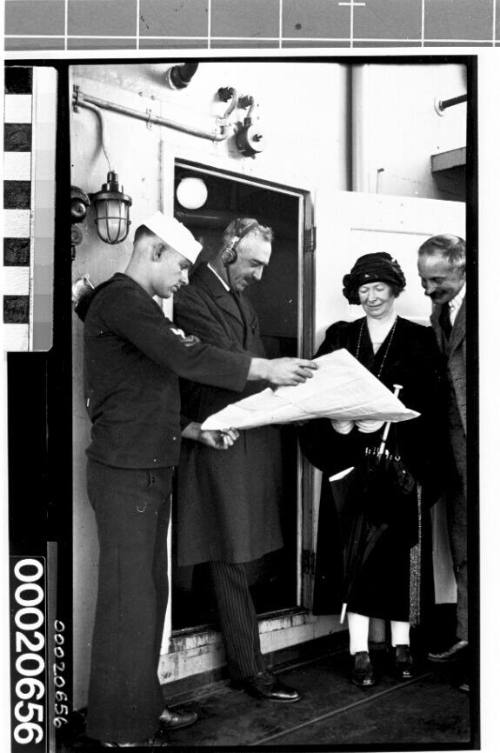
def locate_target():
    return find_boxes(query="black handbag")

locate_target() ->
[363,429,416,497]
[379,450,416,496]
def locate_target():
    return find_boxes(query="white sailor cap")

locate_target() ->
[142,211,202,264]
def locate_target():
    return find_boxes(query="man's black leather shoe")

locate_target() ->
[238,671,302,702]
[101,734,168,747]
[159,706,198,730]
[428,639,468,663]
[393,644,415,680]
[352,651,375,688]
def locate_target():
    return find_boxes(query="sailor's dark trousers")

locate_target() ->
[86,460,172,743]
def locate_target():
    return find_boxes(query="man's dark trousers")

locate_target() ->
[86,460,172,743]
[448,399,467,642]
[209,561,267,681]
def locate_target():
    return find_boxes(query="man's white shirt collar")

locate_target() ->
[207,263,231,292]
[449,282,466,325]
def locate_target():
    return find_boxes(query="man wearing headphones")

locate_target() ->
[174,218,302,702]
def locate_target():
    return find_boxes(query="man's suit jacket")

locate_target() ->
[173,264,284,567]
[431,296,466,496]
[431,298,466,437]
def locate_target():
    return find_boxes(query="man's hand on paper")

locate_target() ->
[182,422,240,450]
[265,357,318,386]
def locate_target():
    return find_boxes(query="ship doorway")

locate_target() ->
[171,160,315,633]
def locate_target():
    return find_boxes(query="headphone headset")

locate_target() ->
[221,219,262,266]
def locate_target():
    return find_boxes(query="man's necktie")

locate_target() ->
[439,302,452,339]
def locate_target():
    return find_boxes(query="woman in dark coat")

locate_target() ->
[300,252,445,688]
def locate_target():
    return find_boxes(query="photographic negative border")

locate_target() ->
[3,50,480,752]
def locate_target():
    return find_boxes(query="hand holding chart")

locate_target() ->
[201,349,419,431]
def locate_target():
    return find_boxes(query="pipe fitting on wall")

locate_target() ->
[234,95,264,157]
[71,185,90,224]
[71,186,90,259]
[235,118,265,157]
[166,63,199,90]
[434,93,467,117]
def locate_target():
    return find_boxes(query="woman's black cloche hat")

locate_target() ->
[342,252,406,304]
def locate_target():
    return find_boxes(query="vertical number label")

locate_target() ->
[10,558,46,750]
[52,620,69,729]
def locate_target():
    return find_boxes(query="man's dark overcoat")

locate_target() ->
[174,264,283,566]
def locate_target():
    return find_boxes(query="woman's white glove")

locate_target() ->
[330,419,355,435]
[355,419,384,433]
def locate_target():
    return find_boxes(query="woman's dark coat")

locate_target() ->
[300,316,446,619]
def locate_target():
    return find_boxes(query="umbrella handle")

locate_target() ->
[377,383,403,458]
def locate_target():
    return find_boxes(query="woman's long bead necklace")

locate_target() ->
[355,316,398,379]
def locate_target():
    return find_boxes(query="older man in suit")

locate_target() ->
[174,218,305,703]
[417,234,467,670]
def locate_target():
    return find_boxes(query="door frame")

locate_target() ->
[159,153,319,679]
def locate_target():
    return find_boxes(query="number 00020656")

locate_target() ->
[12,559,46,746]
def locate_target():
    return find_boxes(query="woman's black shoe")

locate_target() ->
[352,651,375,687]
[394,644,415,680]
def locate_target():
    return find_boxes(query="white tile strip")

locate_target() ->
[4,94,32,124]
[3,210,31,238]
[2,267,30,296]
[3,152,31,182]
[1,324,30,352]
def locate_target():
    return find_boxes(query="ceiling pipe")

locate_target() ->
[77,98,112,171]
[73,85,229,142]
[351,65,368,192]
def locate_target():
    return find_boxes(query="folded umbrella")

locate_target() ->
[336,460,390,624]
[336,384,415,623]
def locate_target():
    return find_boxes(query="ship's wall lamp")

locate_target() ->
[92,171,132,245]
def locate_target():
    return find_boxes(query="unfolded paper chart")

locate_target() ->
[201,349,420,431]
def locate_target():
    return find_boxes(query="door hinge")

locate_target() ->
[304,226,316,254]
[302,549,316,575]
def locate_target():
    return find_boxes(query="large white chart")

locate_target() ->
[202,349,419,432]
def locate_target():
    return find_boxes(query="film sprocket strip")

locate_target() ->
[5,60,73,752]
[3,66,57,353]
[4,0,500,50]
